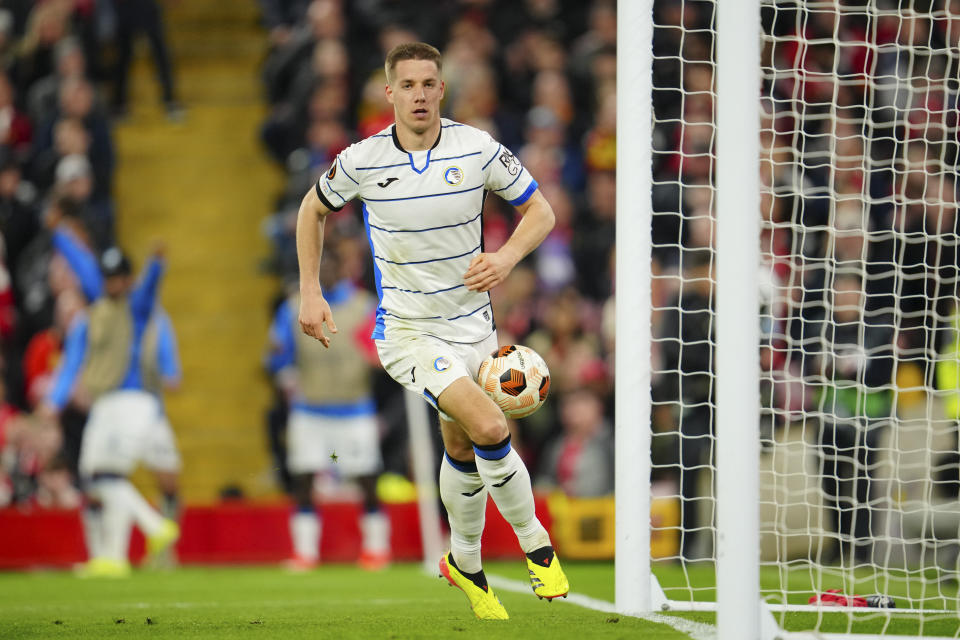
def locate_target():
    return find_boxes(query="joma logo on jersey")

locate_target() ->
[443,166,463,186]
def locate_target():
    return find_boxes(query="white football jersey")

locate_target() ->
[315,119,538,344]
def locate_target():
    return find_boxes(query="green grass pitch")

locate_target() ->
[3,561,959,638]
[0,561,689,640]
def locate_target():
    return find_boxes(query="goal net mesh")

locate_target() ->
[649,0,960,631]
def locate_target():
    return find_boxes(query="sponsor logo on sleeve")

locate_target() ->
[443,166,464,186]
[327,161,337,179]
[498,149,521,176]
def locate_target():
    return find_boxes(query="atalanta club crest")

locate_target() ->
[433,356,451,371]
[444,166,463,186]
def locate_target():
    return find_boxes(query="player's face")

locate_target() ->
[105,274,130,298]
[386,59,444,136]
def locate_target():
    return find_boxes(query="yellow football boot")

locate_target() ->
[147,519,180,557]
[526,547,569,600]
[76,557,131,578]
[439,552,509,620]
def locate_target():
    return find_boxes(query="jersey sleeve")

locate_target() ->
[46,315,89,411]
[314,146,361,211]
[480,133,538,206]
[154,311,182,384]
[266,299,296,374]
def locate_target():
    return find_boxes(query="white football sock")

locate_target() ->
[82,504,104,560]
[290,510,320,561]
[117,480,165,536]
[360,510,391,554]
[97,479,133,562]
[473,438,550,554]
[439,453,487,574]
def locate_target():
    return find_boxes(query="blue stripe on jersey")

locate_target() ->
[408,149,431,174]
[338,156,359,185]
[441,123,464,128]
[508,179,538,206]
[447,302,490,321]
[357,160,409,171]
[372,133,392,138]
[363,184,483,203]
[361,203,386,340]
[324,179,348,204]
[356,151,481,171]
[292,398,376,417]
[422,388,439,409]
[493,171,522,193]
[374,245,479,266]
[481,144,502,171]
[381,283,465,296]
[368,211,481,234]
[384,311,442,321]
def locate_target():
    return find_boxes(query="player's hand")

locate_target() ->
[299,290,338,347]
[464,250,516,292]
[150,241,167,260]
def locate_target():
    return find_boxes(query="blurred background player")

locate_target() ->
[268,236,389,571]
[39,244,179,576]
[48,211,185,558]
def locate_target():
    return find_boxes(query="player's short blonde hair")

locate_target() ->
[384,42,442,83]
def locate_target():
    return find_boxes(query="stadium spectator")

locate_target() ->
[25,35,87,127]
[109,0,183,121]
[535,388,614,497]
[652,251,715,560]
[800,272,895,565]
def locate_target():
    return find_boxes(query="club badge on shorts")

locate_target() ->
[434,356,451,371]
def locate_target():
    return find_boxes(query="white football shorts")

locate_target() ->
[375,331,498,421]
[78,390,181,477]
[286,409,382,476]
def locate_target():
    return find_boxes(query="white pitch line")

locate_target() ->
[487,574,717,640]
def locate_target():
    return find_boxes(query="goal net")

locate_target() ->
[642,0,960,636]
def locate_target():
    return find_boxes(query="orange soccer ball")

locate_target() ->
[477,344,551,418]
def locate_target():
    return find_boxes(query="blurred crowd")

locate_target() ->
[257,0,618,499]
[0,0,180,509]
[6,0,955,569]
[649,1,960,560]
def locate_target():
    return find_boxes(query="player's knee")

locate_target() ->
[469,415,509,447]
[444,441,475,462]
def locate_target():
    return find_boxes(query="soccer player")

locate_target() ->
[40,245,179,577]
[268,240,390,571]
[296,42,568,619]
[50,221,184,560]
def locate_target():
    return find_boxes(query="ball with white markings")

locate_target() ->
[477,344,550,418]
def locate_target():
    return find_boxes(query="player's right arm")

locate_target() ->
[295,185,338,347]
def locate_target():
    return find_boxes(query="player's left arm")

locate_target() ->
[463,189,555,293]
